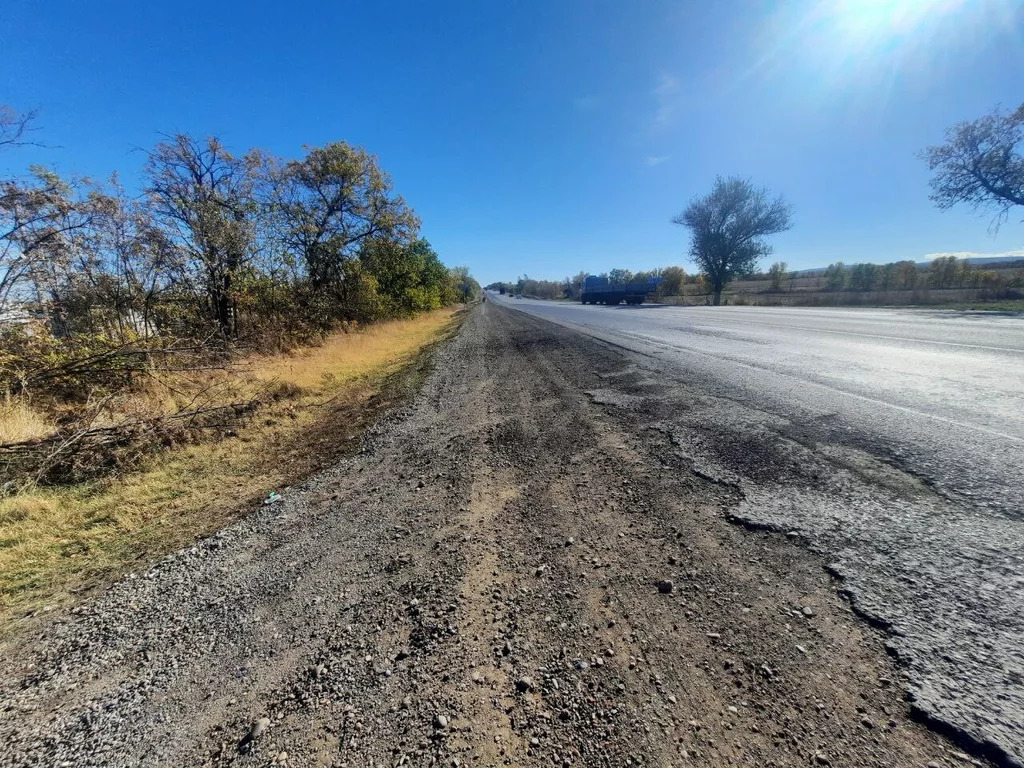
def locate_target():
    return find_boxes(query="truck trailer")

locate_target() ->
[580,275,656,305]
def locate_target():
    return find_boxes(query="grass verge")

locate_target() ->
[0,307,463,637]
[914,299,1024,312]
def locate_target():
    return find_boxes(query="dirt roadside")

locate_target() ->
[0,302,989,768]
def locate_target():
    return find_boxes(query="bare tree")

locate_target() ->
[673,177,792,305]
[0,169,98,315]
[768,261,788,292]
[0,105,40,151]
[923,104,1024,230]
[144,135,260,338]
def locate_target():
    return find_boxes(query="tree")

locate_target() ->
[849,263,878,292]
[923,104,1024,230]
[607,268,633,285]
[273,142,418,298]
[0,168,100,316]
[563,271,588,300]
[893,260,919,291]
[659,266,686,297]
[768,261,788,292]
[360,237,453,316]
[144,135,261,337]
[448,265,480,303]
[673,176,792,305]
[929,255,968,289]
[824,262,846,291]
[0,105,40,151]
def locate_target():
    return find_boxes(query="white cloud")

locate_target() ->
[651,72,679,130]
[645,155,670,167]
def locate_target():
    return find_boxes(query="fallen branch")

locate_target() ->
[0,399,260,489]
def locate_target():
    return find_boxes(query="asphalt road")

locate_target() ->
[492,295,1024,516]
[493,293,1024,766]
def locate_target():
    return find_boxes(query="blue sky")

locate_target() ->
[2,0,1022,286]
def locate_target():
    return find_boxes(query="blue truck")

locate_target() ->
[580,275,658,305]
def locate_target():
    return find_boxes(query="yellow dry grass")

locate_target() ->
[0,308,461,630]
[0,398,53,444]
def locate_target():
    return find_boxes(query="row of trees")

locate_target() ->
[1,110,478,355]
[488,265,691,301]
[820,255,1022,293]
[495,252,1021,303]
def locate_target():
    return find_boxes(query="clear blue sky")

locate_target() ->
[2,0,1022,285]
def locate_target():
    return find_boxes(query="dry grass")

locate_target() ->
[0,308,462,632]
[0,398,53,444]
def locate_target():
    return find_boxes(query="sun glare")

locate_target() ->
[747,0,1018,102]
[830,0,964,40]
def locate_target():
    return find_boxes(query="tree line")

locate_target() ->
[1,108,479,368]
[817,256,1022,294]
[488,266,691,301]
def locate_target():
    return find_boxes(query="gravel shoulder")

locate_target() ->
[0,303,994,768]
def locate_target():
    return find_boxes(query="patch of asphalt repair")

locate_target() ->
[0,302,1007,767]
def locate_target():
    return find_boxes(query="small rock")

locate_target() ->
[657,580,674,594]
[801,606,815,617]
[813,752,831,765]
[434,714,448,729]
[250,718,271,739]
[860,716,874,729]
[727,706,738,714]
[276,751,288,764]
[515,676,534,693]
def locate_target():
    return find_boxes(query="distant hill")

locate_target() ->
[940,255,1024,267]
